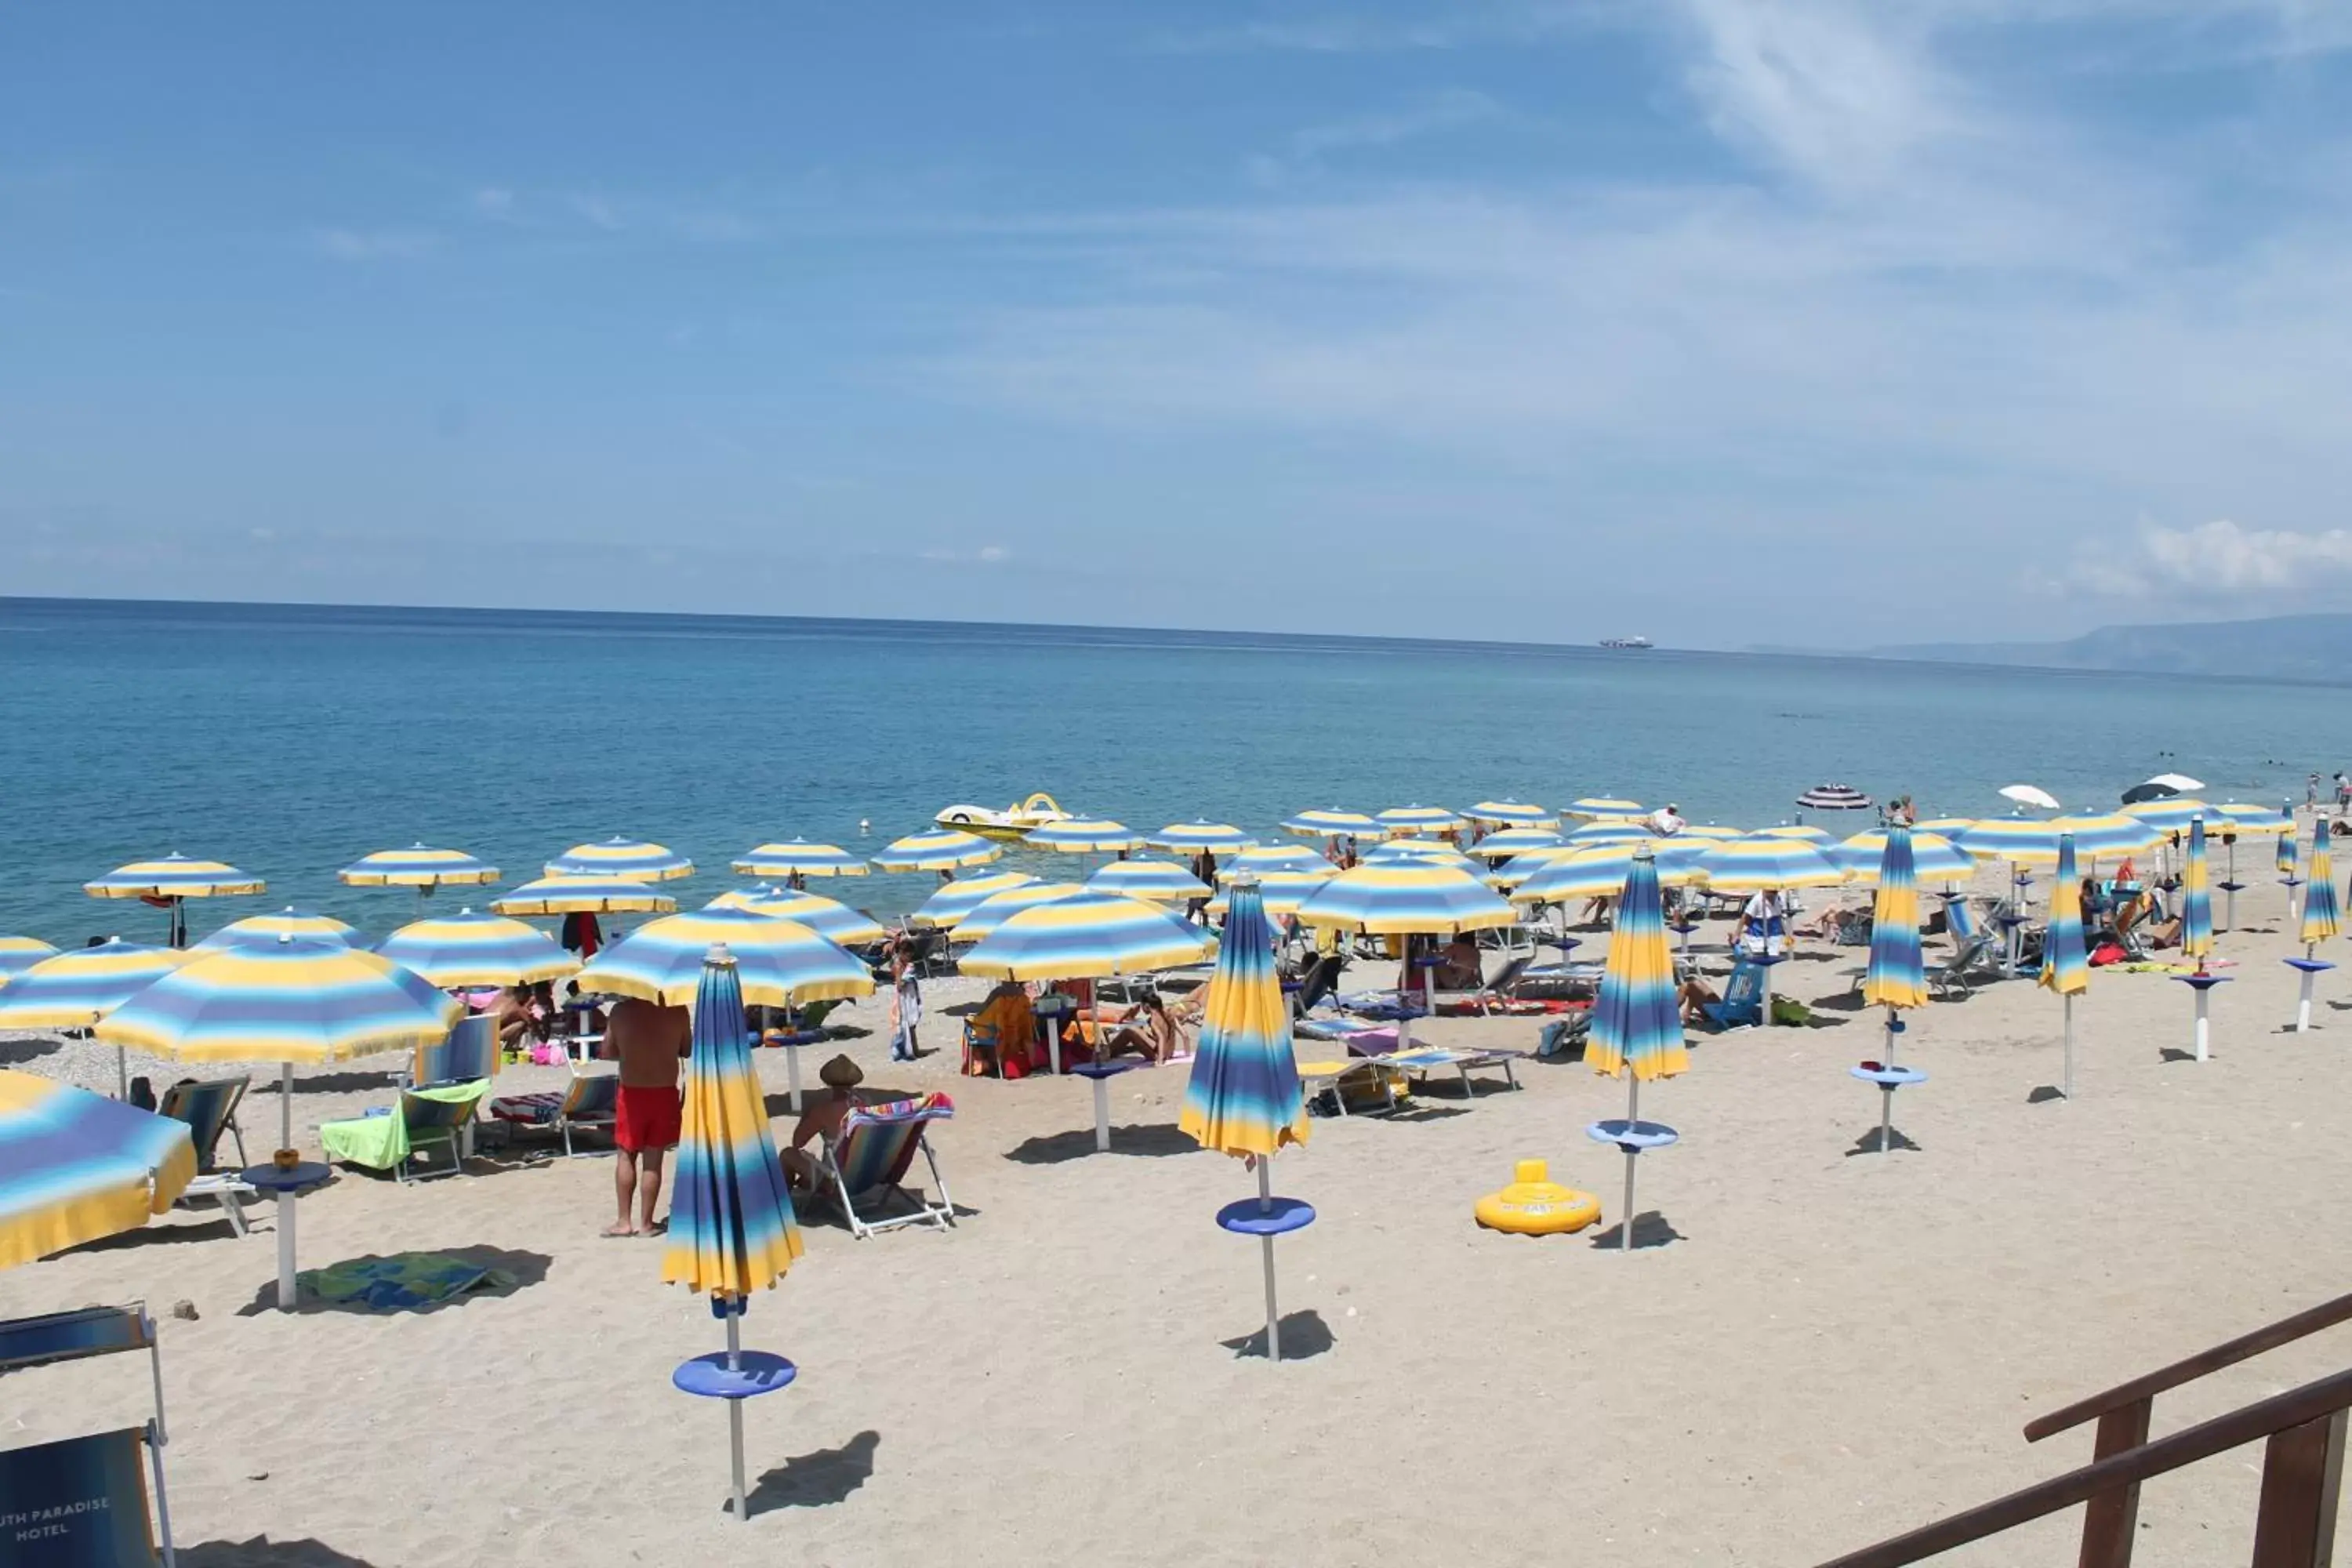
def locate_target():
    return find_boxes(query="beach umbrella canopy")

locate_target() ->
[577,907,874,1011]
[1691,838,1845,893]
[1566,797,1646,821]
[1564,820,1648,844]
[1359,840,1480,875]
[0,936,61,986]
[1796,784,1873,812]
[1861,829,1928,1011]
[0,941,194,1030]
[96,937,463,1065]
[1915,817,1976,834]
[1485,847,1583,890]
[1829,831,1976,887]
[1465,800,1556,827]
[1375,805,1464,837]
[871,828,1003,872]
[2209,802,2297,837]
[709,888,887,947]
[951,881,1090,939]
[339,845,499,888]
[1588,855,1687,1082]
[2045,814,2165,860]
[2300,822,2339,946]
[957,891,1214,981]
[1150,821,1259,855]
[85,854,266,901]
[907,871,1039,929]
[1205,868,1334,918]
[1465,827,1566,861]
[1282,808,1382,840]
[1223,844,1334,877]
[491,874,677,916]
[1511,841,1706,904]
[1999,784,2060,811]
[197,908,359,949]
[2181,818,2213,964]
[1087,859,1214,903]
[2042,837,2089,999]
[0,1069,196,1271]
[547,837,694,881]
[1180,880,1307,1159]
[1678,823,1745,840]
[2120,774,2205,804]
[1951,818,2067,866]
[731,839,869,879]
[661,946,804,1299]
[2120,797,2213,834]
[376,909,581,989]
[1022,818,1147,854]
[1756,824,1833,843]
[1293,864,1516,936]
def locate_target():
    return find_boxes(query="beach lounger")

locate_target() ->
[1298,1058,1407,1116]
[1700,960,1766,1029]
[157,1075,256,1235]
[319,1080,491,1182]
[1929,932,2002,999]
[1429,953,1534,1014]
[488,1069,620,1156]
[408,1012,498,1088]
[1350,1040,1523,1097]
[814,1092,956,1240]
[1535,1009,1592,1059]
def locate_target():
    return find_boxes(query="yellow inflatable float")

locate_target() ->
[1474,1160,1602,1236]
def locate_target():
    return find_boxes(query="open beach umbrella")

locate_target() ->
[2039,835,2089,1098]
[1756,824,1833,843]
[1151,821,1259,855]
[1223,844,1334,878]
[1375,805,1463,837]
[949,881,1089,940]
[1858,827,1929,1150]
[1465,800,1556,828]
[2121,773,2203,804]
[338,846,500,909]
[491,874,677,916]
[1999,784,2060,812]
[711,888,889,948]
[1796,784,1873,814]
[375,909,581,989]
[197,908,359,949]
[1179,878,1312,1364]
[1359,840,1480,875]
[1282,808,1382,840]
[906,871,1038,929]
[2046,814,2165,862]
[1679,823,1745,840]
[871,827,1003,873]
[0,941,198,1098]
[85,854,266,946]
[731,840,869,884]
[0,936,61,985]
[1509,841,1706,906]
[1584,850,1687,1254]
[1564,820,1649,844]
[1828,831,1975,888]
[547,837,694,881]
[956,891,1214,982]
[1693,838,1844,1024]
[1087,860,1214,903]
[660,945,804,1523]
[0,1069,195,1270]
[1294,865,1515,1047]
[1566,797,1646,821]
[577,907,875,1012]
[2121,796,2212,834]
[1022,818,1147,855]
[1465,827,1566,862]
[2208,804,2296,927]
[1204,868,1334,919]
[2288,820,2338,1033]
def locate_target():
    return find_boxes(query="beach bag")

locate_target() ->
[1769,995,1811,1026]
[2090,942,2127,967]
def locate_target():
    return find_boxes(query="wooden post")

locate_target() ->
[2251,1408,2347,1568]
[2077,1398,2151,1568]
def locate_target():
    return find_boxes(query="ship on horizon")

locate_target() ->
[1599,635,1654,650]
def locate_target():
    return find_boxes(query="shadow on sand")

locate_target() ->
[1221,1308,1336,1363]
[1590,1210,1683,1251]
[1004,1123,1198,1164]
[1844,1127,1922,1156]
[732,1429,881,1517]
[183,1539,386,1567]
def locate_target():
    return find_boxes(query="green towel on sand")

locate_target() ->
[297,1251,512,1311]
[318,1080,488,1170]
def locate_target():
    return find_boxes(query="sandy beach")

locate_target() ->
[7,850,2350,1566]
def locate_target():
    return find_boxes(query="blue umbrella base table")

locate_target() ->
[1849,1064,1926,1156]
[2173,972,2232,1061]
[1072,1058,1143,1152]
[1217,1191,1316,1364]
[1585,1118,1678,1255]
[2285,958,2335,1033]
[674,1337,797,1521]
[238,1162,331,1311]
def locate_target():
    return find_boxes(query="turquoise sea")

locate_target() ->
[0,597,2329,944]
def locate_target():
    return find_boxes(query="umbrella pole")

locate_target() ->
[783,1043,803,1114]
[1621,1076,1640,1254]
[117,1042,129,1102]
[2063,993,2076,1099]
[1257,1160,1281,1363]
[2194,986,2212,1062]
[2299,947,2318,1033]
[2223,841,2238,931]
[279,1062,294,1151]
[724,1308,748,1522]
[1880,1007,1897,1153]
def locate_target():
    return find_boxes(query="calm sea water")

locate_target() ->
[0,597,2329,944]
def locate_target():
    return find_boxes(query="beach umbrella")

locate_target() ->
[951,881,1090,940]
[1150,821,1259,855]
[2287,820,2338,1033]
[1465,828,1566,861]
[1204,868,1334,918]
[1087,860,1214,903]
[1282,808,1383,841]
[906,871,1039,929]
[0,1069,195,1270]
[1022,818,1146,855]
[1757,824,1833,843]
[2121,773,2203,804]
[1857,827,1929,1152]
[956,891,1214,982]
[1464,800,1557,828]
[197,908,359,949]
[491,874,677,916]
[0,941,199,1098]
[1564,821,1648,844]
[1509,841,1706,905]
[1828,831,1975,888]
[1566,797,1646,821]
[2047,814,2165,862]
[2121,796,2212,837]
[710,888,888,948]
[1485,846,1581,891]
[660,945,804,1524]
[2209,804,2295,929]
[731,839,869,885]
[85,854,266,947]
[1375,805,1464,837]
[871,828,1003,873]
[2277,801,2303,899]
[546,837,695,881]
[1678,823,1745,840]
[0,936,61,985]
[339,846,500,911]
[1583,851,1687,1254]
[1795,783,1873,815]
[2039,835,2089,1098]
[1179,879,1313,1364]
[1359,840,1479,875]
[1693,838,1843,1025]
[2174,817,2224,1064]
[1999,784,2060,811]
[375,909,581,989]
[577,907,874,1012]
[1223,844,1336,878]
[1294,866,1515,1047]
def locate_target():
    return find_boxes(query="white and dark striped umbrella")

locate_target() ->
[1795,784,1873,811]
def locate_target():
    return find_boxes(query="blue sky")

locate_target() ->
[5,2,2350,646]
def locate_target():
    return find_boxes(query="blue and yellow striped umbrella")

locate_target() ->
[871,828,1003,872]
[1282,808,1382,840]
[1951,817,2063,864]
[951,881,1089,939]
[1565,820,1649,844]
[2280,804,2302,877]
[1204,868,1334,918]
[1510,841,1705,904]
[2049,814,2165,861]
[1,1069,196,1271]
[907,871,1039,928]
[662,946,803,1299]
[1022,818,1147,854]
[710,888,888,947]
[2041,835,2089,999]
[491,874,677,916]
[1862,828,1928,1011]
[2181,817,2213,964]
[578,907,874,1011]
[1359,840,1480,874]
[0,937,60,987]
[0,942,194,1029]
[1465,827,1566,861]
[2122,797,2212,835]
[1375,804,1463,837]
[1292,864,1516,936]
[1150,821,1259,855]
[547,837,694,881]
[1179,880,1307,1158]
[1567,797,1646,821]
[957,891,1214,982]
[1587,852,1687,1082]
[85,854,266,901]
[1222,844,1333,878]
[1691,837,1846,893]
[1679,823,1745,840]
[2210,803,2296,840]
[339,845,500,888]
[1087,859,1214,903]
[96,938,463,1065]
[2300,821,2339,946]
[376,909,581,989]
[1757,824,1833,843]
[1829,830,1976,887]
[1465,800,1557,827]
[731,839,869,880]
[197,908,359,949]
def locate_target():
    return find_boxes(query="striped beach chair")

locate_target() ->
[815,1092,956,1240]
[488,1069,620,1157]
[157,1076,256,1234]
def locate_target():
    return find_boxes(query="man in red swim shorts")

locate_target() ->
[604,996,690,1237]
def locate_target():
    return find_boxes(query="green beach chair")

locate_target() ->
[318,1080,490,1183]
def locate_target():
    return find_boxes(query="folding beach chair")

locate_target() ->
[815,1092,956,1240]
[158,1075,256,1236]
[1431,953,1534,1014]
[1929,932,2002,999]
[1700,960,1766,1029]
[1348,1036,1524,1096]
[318,1080,491,1182]
[488,1069,620,1156]
[0,1305,177,1565]
[409,1013,497,1088]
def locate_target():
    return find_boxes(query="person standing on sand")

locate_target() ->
[604,996,688,1237]
[887,936,923,1062]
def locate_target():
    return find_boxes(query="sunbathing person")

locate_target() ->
[496,984,550,1051]
[780,1054,866,1195]
[1104,991,1187,1064]
[1678,975,1721,1025]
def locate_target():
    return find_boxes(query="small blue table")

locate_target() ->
[1217,1188,1316,1363]
[2285,956,2335,1033]
[1849,1062,1926,1155]
[1072,1058,1142,1152]
[1586,1116,1678,1255]
[2172,971,2231,1061]
[240,1161,331,1312]
[674,1301,795,1522]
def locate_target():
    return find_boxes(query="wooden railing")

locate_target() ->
[1819,1290,2352,1567]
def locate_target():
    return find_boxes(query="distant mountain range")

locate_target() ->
[1810,613,2352,683]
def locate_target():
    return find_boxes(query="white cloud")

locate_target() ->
[916,543,1013,565]
[569,193,623,231]
[472,186,516,219]
[1249,89,1504,185]
[310,227,437,261]
[2057,521,2352,600]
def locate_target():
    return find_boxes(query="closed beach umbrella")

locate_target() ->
[710,889,888,948]
[1757,825,1833,843]
[1465,800,1556,828]
[908,871,1038,929]
[578,907,874,1011]
[339,846,500,906]
[1087,859,1214,903]
[1179,878,1312,1364]
[1375,805,1463,837]
[0,941,198,1099]
[1022,818,1146,855]
[376,909,581,989]
[492,874,677,916]
[957,891,1214,982]
[1465,827,1566,862]
[2040,834,2089,1096]
[0,936,59,986]
[2278,802,2302,880]
[660,945,805,1523]
[1282,808,1382,840]
[1584,851,1687,1254]
[1829,831,1975,888]
[1151,821,1259,855]
[198,908,359,949]
[871,828,1003,873]
[547,837,694,881]
[1858,828,1929,1152]
[1223,844,1334,878]
[731,840,870,883]
[2181,817,2213,966]
[951,881,1088,940]
[0,1069,196,1270]
[1796,784,1873,813]
[2287,820,2339,1033]
[86,853,266,947]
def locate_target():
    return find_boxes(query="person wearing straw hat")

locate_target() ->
[605,996,690,1238]
[779,1054,865,1194]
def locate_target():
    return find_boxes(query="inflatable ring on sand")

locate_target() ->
[1475,1159,1602,1236]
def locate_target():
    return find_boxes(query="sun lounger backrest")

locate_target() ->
[414,1014,497,1087]
[401,1082,488,1132]
[1722,960,1764,1009]
[567,1073,620,1118]
[837,1093,955,1193]
[158,1076,247,1174]
[1944,896,1979,942]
